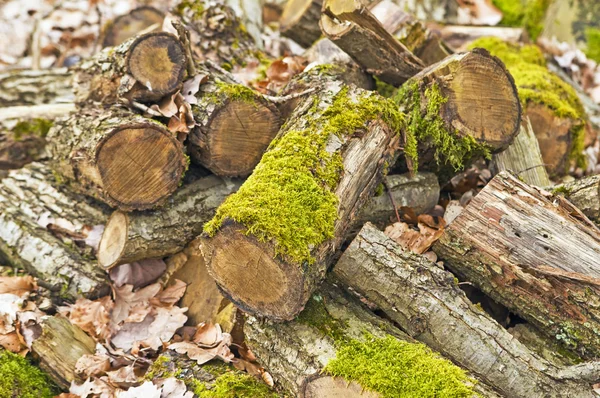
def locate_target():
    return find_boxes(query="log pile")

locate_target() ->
[3,0,600,397]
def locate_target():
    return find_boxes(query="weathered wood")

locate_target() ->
[433,172,600,359]
[224,0,265,49]
[334,223,600,397]
[0,163,110,300]
[280,0,323,48]
[46,108,187,211]
[490,116,551,187]
[0,68,73,107]
[320,0,424,86]
[101,6,165,48]
[553,175,600,223]
[245,283,494,397]
[31,316,96,390]
[97,175,242,269]
[441,25,525,51]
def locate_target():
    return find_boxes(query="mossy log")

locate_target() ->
[46,108,187,211]
[73,32,186,105]
[320,0,424,86]
[280,0,323,48]
[490,116,551,187]
[187,67,282,177]
[394,49,521,178]
[370,0,451,65]
[245,282,496,397]
[334,223,600,397]
[31,316,96,390]
[97,175,242,269]
[440,25,525,51]
[433,172,600,359]
[101,6,165,48]
[0,163,110,300]
[552,175,600,223]
[0,68,73,107]
[201,75,403,320]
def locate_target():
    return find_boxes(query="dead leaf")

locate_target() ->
[0,276,36,297]
[182,73,209,105]
[262,371,274,388]
[70,376,115,398]
[150,280,187,308]
[456,0,502,25]
[107,364,139,389]
[158,377,193,398]
[17,310,42,348]
[192,322,223,347]
[112,283,161,326]
[384,219,445,255]
[167,341,218,365]
[65,296,114,341]
[83,225,105,251]
[117,381,161,398]
[109,259,167,289]
[75,353,111,378]
[0,331,24,353]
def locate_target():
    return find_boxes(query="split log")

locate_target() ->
[490,116,551,187]
[97,175,242,269]
[334,223,600,397]
[73,32,186,105]
[201,74,403,320]
[320,0,424,86]
[101,6,165,48]
[0,163,110,300]
[31,316,96,390]
[280,0,323,48]
[433,172,600,359]
[0,68,73,106]
[187,67,282,177]
[46,108,187,211]
[552,175,600,223]
[245,283,495,397]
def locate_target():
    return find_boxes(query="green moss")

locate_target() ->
[297,294,348,343]
[374,77,396,98]
[204,87,404,265]
[467,37,545,66]
[374,183,384,197]
[197,372,277,398]
[215,81,258,105]
[174,0,205,20]
[492,0,551,40]
[551,185,574,196]
[0,350,58,398]
[492,0,526,27]
[585,28,600,63]
[144,355,171,381]
[395,81,491,172]
[324,335,476,398]
[12,119,53,140]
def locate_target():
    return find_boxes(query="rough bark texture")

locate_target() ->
[201,74,402,320]
[334,223,600,397]
[433,171,600,359]
[97,175,242,269]
[0,68,73,107]
[491,116,551,187]
[46,108,187,211]
[280,0,323,48]
[391,0,459,24]
[320,0,424,86]
[187,66,282,177]
[441,26,525,51]
[0,163,110,300]
[553,175,600,223]
[31,316,96,390]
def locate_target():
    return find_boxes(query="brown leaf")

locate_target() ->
[182,73,209,105]
[70,376,115,398]
[109,259,167,289]
[384,220,445,255]
[150,280,187,308]
[112,283,161,326]
[75,353,111,378]
[261,371,274,388]
[18,310,43,348]
[117,380,161,398]
[66,296,114,341]
[0,331,24,353]
[192,322,223,348]
[0,276,36,297]
[106,365,139,389]
[167,341,217,365]
[158,377,193,398]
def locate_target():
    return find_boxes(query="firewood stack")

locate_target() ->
[3,0,600,396]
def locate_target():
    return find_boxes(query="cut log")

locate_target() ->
[433,171,600,359]
[31,316,96,390]
[552,175,600,223]
[201,74,403,320]
[0,163,110,300]
[280,0,323,48]
[46,108,187,211]
[245,283,494,397]
[224,0,265,49]
[97,175,242,269]
[394,49,521,177]
[440,25,525,51]
[334,223,600,397]
[187,68,282,177]
[101,6,165,48]
[320,0,424,86]
[73,32,186,105]
[392,0,459,24]
[490,116,551,187]
[0,68,73,107]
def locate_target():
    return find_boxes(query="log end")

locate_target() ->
[301,375,380,398]
[97,211,128,269]
[127,32,186,97]
[96,123,186,210]
[200,222,305,321]
[102,6,164,48]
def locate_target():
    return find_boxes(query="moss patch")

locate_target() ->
[204,86,404,265]
[297,294,348,343]
[374,77,396,98]
[214,81,259,105]
[0,350,58,398]
[395,81,491,172]
[585,28,600,63]
[196,372,277,398]
[324,335,475,398]
[492,0,551,40]
[12,119,53,140]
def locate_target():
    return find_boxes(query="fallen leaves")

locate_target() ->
[0,275,36,296]
[384,214,446,255]
[167,322,234,365]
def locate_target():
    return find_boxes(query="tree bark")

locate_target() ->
[333,223,600,397]
[201,75,402,320]
[0,163,110,301]
[187,66,282,177]
[552,175,600,223]
[31,316,96,390]
[440,25,525,51]
[0,68,73,107]
[97,175,242,269]
[46,108,187,211]
[490,116,551,187]
[280,0,323,48]
[320,0,425,86]
[433,171,600,359]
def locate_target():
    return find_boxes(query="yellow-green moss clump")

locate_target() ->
[196,372,277,398]
[586,28,600,63]
[12,118,53,140]
[0,350,58,398]
[204,86,404,265]
[469,37,586,167]
[492,0,551,40]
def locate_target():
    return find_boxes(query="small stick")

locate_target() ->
[383,178,401,223]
